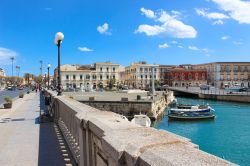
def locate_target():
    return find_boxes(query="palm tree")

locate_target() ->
[10,57,15,77]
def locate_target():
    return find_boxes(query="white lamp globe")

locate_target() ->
[48,63,51,68]
[55,32,64,41]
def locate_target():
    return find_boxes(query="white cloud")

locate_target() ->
[212,0,250,24]
[195,8,229,19]
[188,46,199,51]
[78,47,93,52]
[0,47,17,65]
[158,43,169,49]
[97,23,111,35]
[195,8,229,25]
[136,8,197,38]
[171,41,178,44]
[188,46,209,53]
[212,20,224,25]
[178,45,184,48]
[221,36,230,40]
[141,8,156,19]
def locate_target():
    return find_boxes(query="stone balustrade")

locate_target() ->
[47,90,235,166]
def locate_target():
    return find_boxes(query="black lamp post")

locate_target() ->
[54,32,64,96]
[47,63,51,89]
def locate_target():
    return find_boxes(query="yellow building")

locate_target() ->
[124,61,160,89]
[193,62,250,88]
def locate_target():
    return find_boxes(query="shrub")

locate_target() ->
[4,96,12,104]
[19,92,24,98]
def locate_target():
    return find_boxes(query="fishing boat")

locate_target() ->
[131,114,151,127]
[168,104,215,120]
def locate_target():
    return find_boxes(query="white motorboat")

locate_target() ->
[131,115,151,127]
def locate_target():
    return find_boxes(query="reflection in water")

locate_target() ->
[153,97,250,166]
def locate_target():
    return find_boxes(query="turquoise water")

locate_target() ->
[154,97,250,165]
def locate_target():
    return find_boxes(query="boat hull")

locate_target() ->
[168,114,215,120]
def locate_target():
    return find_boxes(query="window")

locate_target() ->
[234,74,238,80]
[73,75,76,80]
[100,75,102,80]
[66,75,69,80]
[154,75,156,79]
[226,66,231,72]
[140,68,143,72]
[188,73,192,80]
[100,67,102,72]
[107,67,109,72]
[220,75,224,80]
[80,75,83,80]
[150,75,152,79]
[113,75,115,79]
[92,75,96,80]
[141,75,143,79]
[86,75,90,80]
[107,75,109,79]
[145,75,148,79]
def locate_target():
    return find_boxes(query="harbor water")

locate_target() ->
[154,97,250,165]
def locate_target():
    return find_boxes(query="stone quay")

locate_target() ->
[63,90,173,120]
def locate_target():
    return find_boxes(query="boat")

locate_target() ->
[168,104,215,120]
[225,86,244,92]
[131,115,151,127]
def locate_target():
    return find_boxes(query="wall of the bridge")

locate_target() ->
[47,90,234,166]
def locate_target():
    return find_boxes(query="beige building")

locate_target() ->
[124,61,160,89]
[0,68,6,89]
[193,62,250,88]
[54,62,124,90]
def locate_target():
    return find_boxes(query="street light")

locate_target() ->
[47,63,51,89]
[54,32,64,96]
[45,72,47,87]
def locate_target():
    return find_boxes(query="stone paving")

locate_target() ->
[0,92,75,166]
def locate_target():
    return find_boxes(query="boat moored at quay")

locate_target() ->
[168,104,215,120]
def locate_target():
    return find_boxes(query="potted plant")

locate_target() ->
[3,96,12,109]
[19,92,24,98]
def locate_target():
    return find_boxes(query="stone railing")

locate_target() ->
[47,90,235,166]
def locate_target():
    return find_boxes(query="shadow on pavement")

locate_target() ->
[38,92,76,166]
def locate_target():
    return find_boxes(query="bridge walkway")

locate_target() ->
[0,92,75,166]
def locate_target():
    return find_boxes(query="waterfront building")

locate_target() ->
[0,68,6,77]
[0,68,6,89]
[192,62,250,88]
[124,61,160,89]
[54,62,124,90]
[165,65,207,87]
[159,65,176,86]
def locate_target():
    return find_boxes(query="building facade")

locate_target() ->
[193,62,250,88]
[159,65,176,86]
[124,62,160,89]
[54,62,124,90]
[165,67,207,87]
[0,68,6,89]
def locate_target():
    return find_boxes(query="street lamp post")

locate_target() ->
[47,63,51,89]
[45,72,47,87]
[54,32,64,96]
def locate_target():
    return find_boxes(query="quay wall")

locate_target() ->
[78,93,168,120]
[47,90,235,166]
[198,93,250,103]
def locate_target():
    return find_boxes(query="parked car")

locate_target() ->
[7,86,16,91]
[200,84,210,90]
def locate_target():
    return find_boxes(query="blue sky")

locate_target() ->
[1,0,250,76]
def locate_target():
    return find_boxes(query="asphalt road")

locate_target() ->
[0,88,28,105]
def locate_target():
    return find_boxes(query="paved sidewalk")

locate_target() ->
[0,92,74,166]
